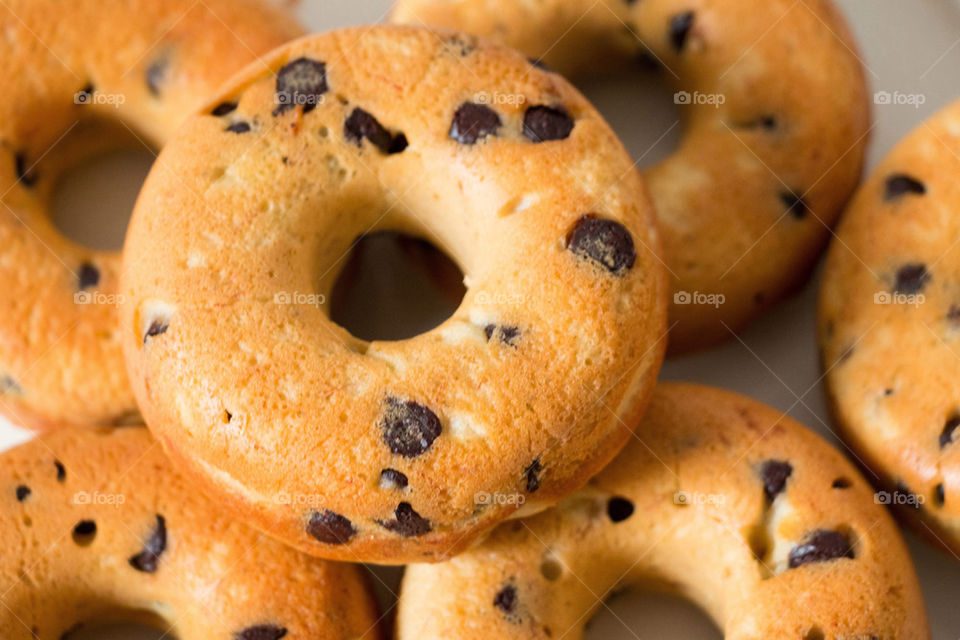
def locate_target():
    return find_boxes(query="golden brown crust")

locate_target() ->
[397,383,929,639]
[820,98,960,557]
[0,427,380,639]
[392,0,871,353]
[0,0,303,431]
[120,25,668,564]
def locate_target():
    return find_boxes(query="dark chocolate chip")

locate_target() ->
[566,215,636,276]
[525,459,542,493]
[780,191,808,219]
[669,11,695,52]
[226,122,252,134]
[380,398,442,457]
[15,485,30,502]
[935,483,946,507]
[607,496,634,522]
[274,58,328,115]
[949,306,960,324]
[212,101,239,117]
[528,57,550,71]
[143,319,169,344]
[306,510,356,545]
[940,414,960,448]
[234,626,288,640]
[78,262,99,290]
[380,468,408,489]
[128,514,167,573]
[72,520,97,545]
[894,263,929,295]
[146,58,167,97]
[344,108,406,154]
[494,584,517,615]
[523,105,574,143]
[832,477,852,489]
[450,103,501,145]
[15,152,37,187]
[55,460,66,482]
[379,502,431,537]
[760,460,793,501]
[884,174,926,201]
[484,325,521,347]
[787,530,853,568]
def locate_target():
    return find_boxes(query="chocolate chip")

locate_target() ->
[788,530,853,568]
[484,325,520,347]
[226,122,252,134]
[525,459,542,492]
[143,319,168,344]
[894,263,930,295]
[274,58,328,115]
[494,584,517,615]
[306,510,356,545]
[211,101,238,117]
[935,483,946,507]
[379,502,431,537]
[523,105,574,142]
[146,58,167,97]
[669,11,695,52]
[759,460,792,501]
[739,115,777,130]
[78,262,99,290]
[129,514,167,573]
[449,103,501,145]
[607,497,634,522]
[344,108,406,154]
[234,626,288,640]
[940,414,960,448]
[528,57,550,71]
[949,306,960,324]
[55,461,66,482]
[780,191,808,219]
[380,468,408,490]
[380,398,442,457]
[15,152,36,187]
[884,174,925,201]
[72,520,97,545]
[76,83,94,104]
[15,485,30,501]
[566,215,636,276]
[832,477,852,489]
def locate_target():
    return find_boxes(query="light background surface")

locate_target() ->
[13,0,960,637]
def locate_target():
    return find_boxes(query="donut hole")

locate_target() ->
[329,231,466,342]
[576,65,683,169]
[585,590,721,639]
[48,119,157,252]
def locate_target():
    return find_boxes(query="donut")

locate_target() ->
[390,0,871,353]
[0,0,303,430]
[0,427,380,639]
[397,383,929,639]
[819,99,960,556]
[119,25,668,564]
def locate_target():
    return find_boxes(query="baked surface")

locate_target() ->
[397,383,929,639]
[392,0,871,352]
[0,427,380,639]
[0,0,303,430]
[820,98,960,557]
[120,25,668,564]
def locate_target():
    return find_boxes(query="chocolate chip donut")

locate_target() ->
[0,0,303,430]
[0,426,380,639]
[397,383,929,639]
[820,99,960,557]
[391,0,870,353]
[120,25,668,564]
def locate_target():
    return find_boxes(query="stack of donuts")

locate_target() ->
[0,0,950,637]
